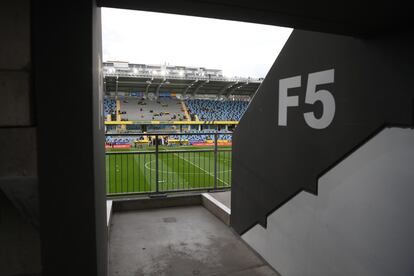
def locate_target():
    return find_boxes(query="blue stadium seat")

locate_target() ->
[104,99,116,116]
[185,99,248,121]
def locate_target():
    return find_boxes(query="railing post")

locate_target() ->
[214,133,218,190]
[155,134,159,193]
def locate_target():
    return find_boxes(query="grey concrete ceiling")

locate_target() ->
[97,0,412,36]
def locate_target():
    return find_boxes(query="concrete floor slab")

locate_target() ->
[109,205,278,276]
[226,265,280,276]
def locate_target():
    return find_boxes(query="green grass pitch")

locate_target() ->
[105,145,232,195]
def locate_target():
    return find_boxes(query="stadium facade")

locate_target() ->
[102,62,259,137]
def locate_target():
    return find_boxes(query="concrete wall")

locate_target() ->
[1,1,107,275]
[0,191,41,275]
[242,127,414,276]
[33,2,107,275]
[0,0,41,275]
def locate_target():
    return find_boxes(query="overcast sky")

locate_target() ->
[102,8,292,79]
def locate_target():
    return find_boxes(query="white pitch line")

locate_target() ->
[143,157,231,174]
[173,153,229,186]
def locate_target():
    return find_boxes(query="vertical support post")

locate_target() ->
[155,134,159,193]
[35,2,107,274]
[214,133,218,190]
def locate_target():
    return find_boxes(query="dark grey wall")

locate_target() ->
[33,1,106,275]
[98,0,413,36]
[0,0,41,275]
[0,190,41,275]
[231,29,414,274]
[231,29,414,235]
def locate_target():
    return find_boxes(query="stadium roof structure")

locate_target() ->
[103,61,262,98]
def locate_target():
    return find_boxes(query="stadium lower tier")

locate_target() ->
[105,130,232,146]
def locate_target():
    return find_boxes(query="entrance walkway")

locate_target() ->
[109,205,279,276]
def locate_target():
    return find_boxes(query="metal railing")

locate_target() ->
[105,132,232,196]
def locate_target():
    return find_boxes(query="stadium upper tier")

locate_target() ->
[186,99,248,121]
[120,98,186,121]
[103,62,262,97]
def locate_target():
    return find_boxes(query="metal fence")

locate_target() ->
[105,132,232,196]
